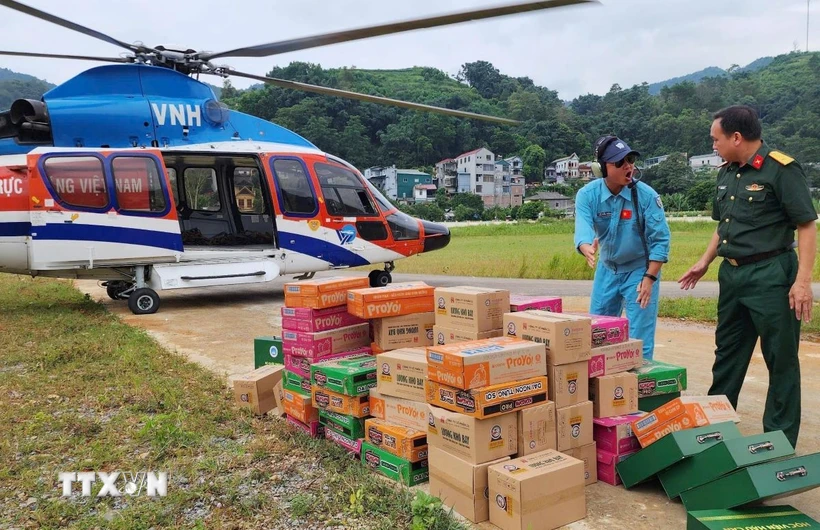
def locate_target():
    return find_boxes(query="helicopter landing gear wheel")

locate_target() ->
[369,270,392,287]
[105,281,131,300]
[127,288,160,315]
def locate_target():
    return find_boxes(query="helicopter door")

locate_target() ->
[228,165,276,247]
[31,152,182,268]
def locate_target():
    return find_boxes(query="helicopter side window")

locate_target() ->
[166,168,179,208]
[272,159,316,215]
[233,167,264,214]
[43,155,108,210]
[184,168,221,212]
[111,156,167,213]
[386,211,421,241]
[315,163,377,217]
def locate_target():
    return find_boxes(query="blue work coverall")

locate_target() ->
[574,179,671,359]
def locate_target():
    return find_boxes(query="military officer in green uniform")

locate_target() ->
[679,105,816,448]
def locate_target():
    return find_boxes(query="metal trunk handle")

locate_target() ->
[696,432,723,444]
[748,441,774,454]
[776,466,807,482]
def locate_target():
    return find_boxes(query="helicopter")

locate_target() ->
[0,0,594,315]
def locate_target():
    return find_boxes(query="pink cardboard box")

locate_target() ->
[509,294,562,313]
[597,447,637,486]
[286,414,325,438]
[588,339,644,378]
[592,412,644,455]
[325,427,363,455]
[569,312,628,348]
[282,323,370,360]
[281,305,366,333]
[285,347,372,379]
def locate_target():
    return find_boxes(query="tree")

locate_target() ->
[450,193,484,212]
[522,144,546,183]
[517,201,542,220]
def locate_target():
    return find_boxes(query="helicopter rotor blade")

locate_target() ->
[201,0,596,60]
[0,50,131,63]
[0,0,147,53]
[218,69,520,125]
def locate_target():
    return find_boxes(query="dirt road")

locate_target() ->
[75,277,820,529]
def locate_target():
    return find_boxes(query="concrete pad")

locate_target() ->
[75,278,820,529]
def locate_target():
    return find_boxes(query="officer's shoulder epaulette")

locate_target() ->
[768,150,795,166]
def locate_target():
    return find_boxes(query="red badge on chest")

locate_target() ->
[620,209,632,220]
[752,154,764,169]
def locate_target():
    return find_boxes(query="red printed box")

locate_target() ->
[282,323,370,361]
[284,347,372,379]
[286,415,325,438]
[593,412,644,455]
[509,295,562,313]
[281,305,365,333]
[569,312,629,348]
[597,447,637,486]
[588,339,644,378]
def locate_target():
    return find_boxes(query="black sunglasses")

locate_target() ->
[614,154,638,168]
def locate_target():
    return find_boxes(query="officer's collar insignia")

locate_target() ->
[745,183,764,192]
[751,154,765,169]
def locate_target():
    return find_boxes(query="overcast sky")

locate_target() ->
[0,0,817,100]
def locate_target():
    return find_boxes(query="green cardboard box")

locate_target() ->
[361,441,429,487]
[659,431,794,499]
[319,409,367,439]
[617,421,742,489]
[680,452,820,511]
[634,360,687,397]
[687,505,820,529]
[283,370,312,395]
[254,336,283,368]
[638,391,681,412]
[311,355,377,396]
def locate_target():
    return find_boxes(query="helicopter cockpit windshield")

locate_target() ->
[315,162,377,217]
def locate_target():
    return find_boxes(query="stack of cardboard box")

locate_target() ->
[279,276,371,439]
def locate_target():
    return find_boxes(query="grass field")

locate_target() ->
[0,275,465,530]
[392,220,820,282]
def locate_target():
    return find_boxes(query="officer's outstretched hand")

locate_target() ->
[789,279,814,322]
[579,239,598,269]
[678,260,708,290]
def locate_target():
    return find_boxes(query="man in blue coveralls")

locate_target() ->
[574,136,671,359]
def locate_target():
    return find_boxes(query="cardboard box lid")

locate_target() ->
[680,452,820,511]
[659,431,795,500]
[379,347,427,362]
[427,335,541,356]
[312,354,377,375]
[284,275,368,293]
[348,281,433,302]
[236,364,285,383]
[436,286,509,295]
[490,449,583,483]
[616,421,742,489]
[593,412,645,428]
[686,505,820,530]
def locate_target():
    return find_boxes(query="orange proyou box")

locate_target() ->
[631,395,740,448]
[312,386,371,418]
[426,336,547,390]
[282,389,320,424]
[346,281,435,319]
[364,418,428,462]
[284,276,370,309]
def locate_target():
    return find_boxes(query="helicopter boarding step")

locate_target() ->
[149,259,280,291]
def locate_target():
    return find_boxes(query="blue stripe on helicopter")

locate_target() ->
[32,223,184,251]
[277,231,370,267]
[0,222,31,237]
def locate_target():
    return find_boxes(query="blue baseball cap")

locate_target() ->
[601,138,640,163]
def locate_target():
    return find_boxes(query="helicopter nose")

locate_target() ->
[421,220,451,253]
